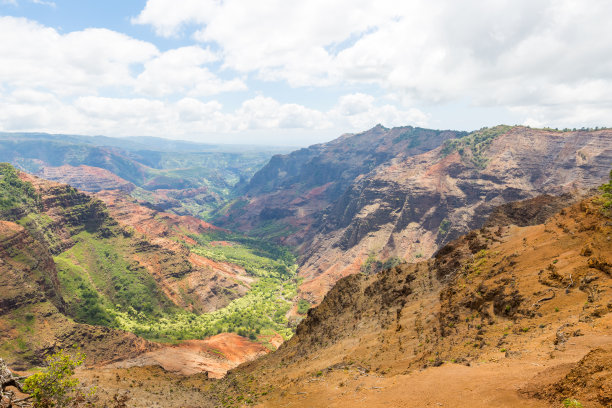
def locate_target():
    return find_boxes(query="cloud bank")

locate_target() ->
[1,0,611,144]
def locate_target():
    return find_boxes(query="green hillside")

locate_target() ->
[0,164,300,349]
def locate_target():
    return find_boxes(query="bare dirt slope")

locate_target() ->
[213,195,611,408]
[108,333,269,378]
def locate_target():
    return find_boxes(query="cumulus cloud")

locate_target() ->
[0,17,245,97]
[135,46,246,97]
[133,0,612,127]
[0,17,158,95]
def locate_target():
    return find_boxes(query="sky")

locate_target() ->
[0,0,611,146]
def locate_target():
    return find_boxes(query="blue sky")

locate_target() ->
[1,0,610,146]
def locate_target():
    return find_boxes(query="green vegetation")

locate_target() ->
[23,350,96,408]
[0,162,41,218]
[188,229,296,279]
[441,125,513,168]
[599,168,612,215]
[111,274,298,341]
[54,231,176,327]
[438,218,451,236]
[53,227,300,342]
[297,299,311,315]
[104,229,301,342]
[562,398,584,408]
[361,253,403,275]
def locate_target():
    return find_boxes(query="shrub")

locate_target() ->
[599,169,612,215]
[562,398,583,408]
[297,299,311,315]
[23,350,96,408]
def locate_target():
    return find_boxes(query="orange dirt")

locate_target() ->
[108,333,269,379]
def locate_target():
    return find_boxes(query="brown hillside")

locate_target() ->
[18,172,250,313]
[214,195,611,408]
[298,126,612,304]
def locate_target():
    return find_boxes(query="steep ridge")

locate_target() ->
[0,219,155,370]
[93,190,253,313]
[238,125,612,304]
[14,171,249,315]
[213,125,464,243]
[214,192,612,407]
[0,163,299,378]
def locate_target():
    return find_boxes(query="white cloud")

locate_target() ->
[135,46,246,97]
[0,88,426,144]
[30,0,55,7]
[133,0,612,127]
[132,0,219,37]
[0,17,245,98]
[0,17,158,95]
[332,93,428,130]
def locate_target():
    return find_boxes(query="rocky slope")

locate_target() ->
[0,219,155,370]
[14,171,250,315]
[214,125,465,243]
[214,192,612,408]
[300,127,612,302]
[220,125,612,304]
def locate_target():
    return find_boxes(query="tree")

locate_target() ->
[22,350,96,408]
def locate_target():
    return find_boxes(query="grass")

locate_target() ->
[187,229,296,279]
[598,169,612,216]
[297,299,311,315]
[54,230,177,326]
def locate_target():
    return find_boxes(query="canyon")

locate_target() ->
[0,125,611,407]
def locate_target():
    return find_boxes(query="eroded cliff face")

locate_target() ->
[296,126,612,302]
[216,195,612,408]
[93,190,252,313]
[37,164,135,192]
[0,221,64,315]
[0,220,154,370]
[213,125,465,245]
[15,172,252,314]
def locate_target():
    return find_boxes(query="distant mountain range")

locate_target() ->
[0,132,292,218]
